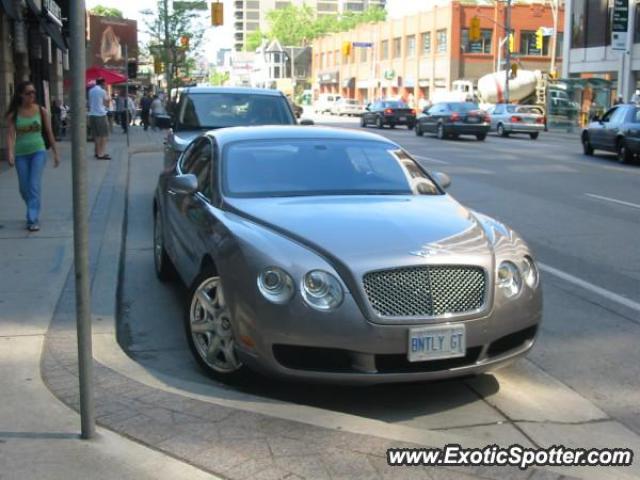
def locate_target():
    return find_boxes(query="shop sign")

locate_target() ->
[611,0,628,50]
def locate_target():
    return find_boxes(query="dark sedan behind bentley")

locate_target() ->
[582,104,640,164]
[415,102,490,141]
[163,87,298,169]
[361,100,416,129]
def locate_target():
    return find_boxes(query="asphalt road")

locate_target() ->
[120,118,640,453]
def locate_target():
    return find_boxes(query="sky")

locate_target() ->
[86,0,235,62]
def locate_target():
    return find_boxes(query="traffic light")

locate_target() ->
[508,33,514,53]
[127,60,137,79]
[469,16,481,42]
[211,1,223,26]
[342,41,352,57]
[153,57,163,74]
[535,28,544,50]
[180,35,190,48]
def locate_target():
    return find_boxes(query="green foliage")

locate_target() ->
[209,69,230,86]
[141,1,206,88]
[262,5,386,47]
[245,30,267,52]
[89,5,124,18]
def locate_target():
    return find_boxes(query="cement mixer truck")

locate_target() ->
[432,70,544,109]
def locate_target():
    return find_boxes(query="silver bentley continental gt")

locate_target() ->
[153,126,542,384]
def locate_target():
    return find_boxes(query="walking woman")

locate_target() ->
[5,81,59,232]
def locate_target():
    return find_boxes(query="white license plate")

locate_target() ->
[399,116,406,121]
[467,117,479,123]
[408,325,466,362]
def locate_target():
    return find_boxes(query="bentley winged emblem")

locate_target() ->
[410,244,451,258]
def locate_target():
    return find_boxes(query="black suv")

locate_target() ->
[582,104,640,164]
[164,87,300,168]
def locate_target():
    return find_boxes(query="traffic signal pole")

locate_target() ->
[70,0,95,439]
[505,0,511,104]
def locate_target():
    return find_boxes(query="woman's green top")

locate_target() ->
[15,110,45,156]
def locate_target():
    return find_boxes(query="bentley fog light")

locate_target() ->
[302,270,344,311]
[497,261,522,298]
[257,267,294,304]
[521,256,539,288]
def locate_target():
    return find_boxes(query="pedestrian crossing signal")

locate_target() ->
[342,41,352,57]
[508,33,514,53]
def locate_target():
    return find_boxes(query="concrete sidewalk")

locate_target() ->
[0,129,216,479]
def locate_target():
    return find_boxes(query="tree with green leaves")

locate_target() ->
[253,5,386,49]
[141,1,207,92]
[89,5,124,18]
[209,69,230,86]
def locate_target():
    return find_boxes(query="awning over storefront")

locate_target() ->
[40,16,67,51]
[0,0,19,20]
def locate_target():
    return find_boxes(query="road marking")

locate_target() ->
[584,193,640,210]
[539,263,640,313]
[412,154,449,165]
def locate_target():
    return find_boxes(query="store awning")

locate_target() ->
[40,16,67,52]
[0,0,19,20]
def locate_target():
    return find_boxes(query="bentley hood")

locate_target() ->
[226,195,494,271]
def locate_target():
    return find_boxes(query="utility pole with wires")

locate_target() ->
[548,0,560,77]
[504,0,512,103]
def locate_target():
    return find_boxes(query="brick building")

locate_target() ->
[312,0,565,103]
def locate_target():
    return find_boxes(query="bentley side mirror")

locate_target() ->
[168,174,198,195]
[432,171,452,190]
[300,118,315,126]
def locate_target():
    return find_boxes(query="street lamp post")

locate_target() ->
[505,0,512,104]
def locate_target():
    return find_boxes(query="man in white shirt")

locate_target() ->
[88,78,111,159]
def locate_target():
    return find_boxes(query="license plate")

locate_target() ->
[399,116,406,121]
[524,118,535,123]
[408,325,466,362]
[466,116,479,123]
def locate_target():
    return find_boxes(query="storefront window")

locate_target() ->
[572,0,586,48]
[422,32,431,55]
[436,29,447,53]
[585,0,610,48]
[406,35,416,58]
[635,1,640,43]
[520,31,550,55]
[381,40,389,59]
[461,29,492,54]
[360,47,367,63]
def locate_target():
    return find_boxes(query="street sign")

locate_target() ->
[611,0,628,50]
[352,42,373,48]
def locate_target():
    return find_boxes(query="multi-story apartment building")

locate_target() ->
[233,0,386,51]
[563,0,639,103]
[312,0,564,103]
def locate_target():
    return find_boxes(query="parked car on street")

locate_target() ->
[153,126,542,384]
[415,102,490,141]
[486,104,545,139]
[163,87,299,169]
[314,93,341,114]
[330,98,364,116]
[360,100,416,129]
[581,104,640,164]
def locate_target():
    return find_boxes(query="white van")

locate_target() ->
[315,93,341,114]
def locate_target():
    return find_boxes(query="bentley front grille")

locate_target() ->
[363,266,486,317]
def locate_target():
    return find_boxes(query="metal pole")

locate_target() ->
[549,0,558,76]
[70,0,95,439]
[125,44,130,148]
[505,0,511,104]
[164,0,172,99]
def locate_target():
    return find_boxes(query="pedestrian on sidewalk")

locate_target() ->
[140,91,152,131]
[5,81,60,232]
[89,78,111,159]
[150,95,165,131]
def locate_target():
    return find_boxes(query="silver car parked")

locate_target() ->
[487,104,545,139]
[153,126,542,384]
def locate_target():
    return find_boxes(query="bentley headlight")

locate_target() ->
[302,270,343,311]
[497,261,522,298]
[521,256,539,288]
[257,267,294,304]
